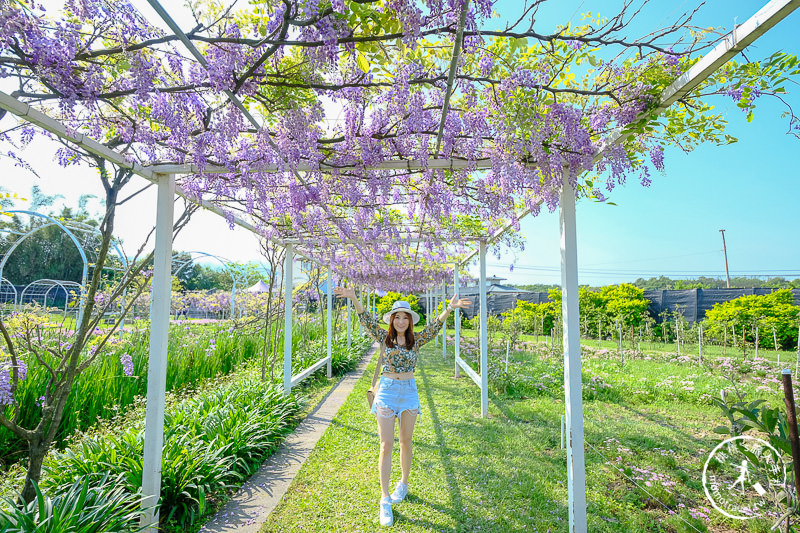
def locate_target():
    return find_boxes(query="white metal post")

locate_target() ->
[442,282,447,358]
[699,323,703,361]
[435,289,439,347]
[756,325,760,360]
[327,269,333,378]
[559,171,587,532]
[426,294,430,325]
[141,173,175,532]
[454,268,461,378]
[347,298,352,348]
[283,244,294,395]
[358,288,363,337]
[479,240,488,418]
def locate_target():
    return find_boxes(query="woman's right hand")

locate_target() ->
[334,286,356,300]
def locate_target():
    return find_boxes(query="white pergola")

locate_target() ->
[1,1,797,531]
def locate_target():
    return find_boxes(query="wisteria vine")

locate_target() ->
[1,0,797,291]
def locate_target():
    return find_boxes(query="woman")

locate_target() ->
[333,287,471,527]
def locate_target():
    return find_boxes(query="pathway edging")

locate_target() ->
[198,343,377,533]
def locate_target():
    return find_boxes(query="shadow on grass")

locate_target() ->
[416,360,467,527]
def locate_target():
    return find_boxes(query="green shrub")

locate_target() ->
[0,474,145,533]
[43,378,302,529]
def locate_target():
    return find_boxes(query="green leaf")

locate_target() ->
[587,55,597,67]
[746,110,754,123]
[356,52,369,73]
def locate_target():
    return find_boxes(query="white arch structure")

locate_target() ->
[1,1,797,531]
[0,277,18,311]
[20,279,83,316]
[171,251,250,318]
[0,210,129,318]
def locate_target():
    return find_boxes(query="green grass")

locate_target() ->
[260,342,781,532]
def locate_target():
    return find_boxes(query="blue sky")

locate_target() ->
[482,0,800,286]
[3,1,799,287]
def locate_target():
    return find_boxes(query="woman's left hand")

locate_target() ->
[449,295,471,310]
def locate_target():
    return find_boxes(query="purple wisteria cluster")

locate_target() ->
[1,0,776,293]
[0,359,27,406]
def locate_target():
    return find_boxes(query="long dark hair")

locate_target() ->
[385,311,416,350]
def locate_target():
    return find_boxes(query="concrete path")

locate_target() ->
[199,344,376,533]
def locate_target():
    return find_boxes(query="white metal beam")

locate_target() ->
[560,171,587,532]
[146,158,493,175]
[595,0,800,157]
[455,355,481,387]
[290,355,330,388]
[140,173,175,532]
[0,91,155,179]
[0,91,320,260]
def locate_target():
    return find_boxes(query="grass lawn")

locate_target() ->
[260,340,781,532]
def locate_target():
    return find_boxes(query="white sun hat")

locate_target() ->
[382,300,421,325]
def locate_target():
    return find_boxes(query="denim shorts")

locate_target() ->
[371,376,421,422]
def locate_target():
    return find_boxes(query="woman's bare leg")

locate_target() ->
[377,410,396,499]
[398,410,417,485]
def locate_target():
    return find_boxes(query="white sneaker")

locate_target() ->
[390,481,409,504]
[379,497,393,527]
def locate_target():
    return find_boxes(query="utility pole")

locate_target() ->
[720,229,731,288]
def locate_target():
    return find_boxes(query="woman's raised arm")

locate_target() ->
[335,286,385,343]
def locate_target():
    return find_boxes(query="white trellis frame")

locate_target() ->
[454,240,489,417]
[0,2,795,532]
[282,247,334,396]
[20,279,83,317]
[170,251,247,319]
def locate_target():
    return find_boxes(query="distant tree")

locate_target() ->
[511,283,560,293]
[578,288,606,338]
[632,276,799,290]
[181,261,266,292]
[377,292,423,321]
[704,289,800,350]
[513,297,558,337]
[600,283,650,348]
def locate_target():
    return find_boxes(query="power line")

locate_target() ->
[487,263,800,277]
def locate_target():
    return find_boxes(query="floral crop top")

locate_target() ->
[357,310,444,373]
